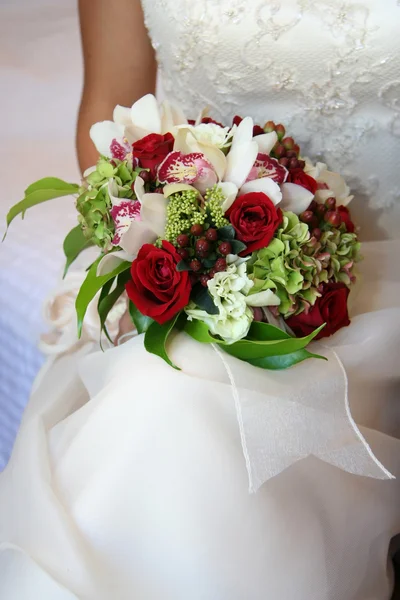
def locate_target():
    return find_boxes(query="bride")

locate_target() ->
[1,0,400,598]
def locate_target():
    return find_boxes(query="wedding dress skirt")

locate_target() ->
[0,240,399,600]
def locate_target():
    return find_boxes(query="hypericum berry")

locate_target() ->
[196,238,210,256]
[205,227,218,241]
[189,259,202,272]
[208,267,217,278]
[286,150,297,159]
[264,120,275,133]
[215,258,227,272]
[289,158,299,170]
[190,223,204,236]
[282,136,294,150]
[324,211,342,227]
[308,200,317,212]
[177,248,189,260]
[218,241,232,256]
[325,197,336,210]
[312,228,322,240]
[293,144,300,156]
[300,210,314,224]
[275,124,286,141]
[278,157,290,168]
[139,170,151,183]
[315,204,327,218]
[200,274,210,287]
[311,216,319,230]
[153,187,164,194]
[297,160,306,169]
[273,144,286,159]
[177,233,189,247]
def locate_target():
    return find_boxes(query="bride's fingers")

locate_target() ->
[114,310,135,346]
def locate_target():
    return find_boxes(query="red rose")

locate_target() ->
[286,282,351,340]
[287,168,318,195]
[337,206,355,233]
[126,241,191,325]
[132,133,174,177]
[226,192,283,255]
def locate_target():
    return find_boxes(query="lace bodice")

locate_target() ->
[140,0,400,239]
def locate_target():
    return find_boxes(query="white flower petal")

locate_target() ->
[119,220,158,256]
[160,101,187,133]
[140,193,169,237]
[280,183,314,215]
[231,117,254,148]
[97,251,133,277]
[133,176,146,202]
[239,177,282,205]
[89,121,125,157]
[224,141,258,188]
[219,182,239,212]
[255,131,278,155]
[113,105,132,126]
[245,289,280,307]
[108,179,121,206]
[163,183,201,198]
[130,94,161,135]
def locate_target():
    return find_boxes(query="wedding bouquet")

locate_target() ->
[5,95,360,370]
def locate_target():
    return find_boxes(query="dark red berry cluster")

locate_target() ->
[176,224,233,286]
[299,197,343,239]
[264,121,305,171]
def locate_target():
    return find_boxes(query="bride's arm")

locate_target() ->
[76,0,157,172]
[77,0,156,342]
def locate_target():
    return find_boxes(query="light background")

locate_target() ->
[0,0,82,468]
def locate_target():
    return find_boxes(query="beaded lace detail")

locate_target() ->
[141,0,400,238]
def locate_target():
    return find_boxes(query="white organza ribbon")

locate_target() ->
[211,343,394,493]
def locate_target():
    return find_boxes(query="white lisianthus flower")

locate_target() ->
[186,259,280,344]
[304,159,354,206]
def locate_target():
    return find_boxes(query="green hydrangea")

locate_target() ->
[248,211,361,317]
[76,157,139,249]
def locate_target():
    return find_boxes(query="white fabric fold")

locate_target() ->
[211,342,393,492]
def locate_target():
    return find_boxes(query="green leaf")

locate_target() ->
[63,225,94,277]
[185,317,325,357]
[191,285,219,315]
[245,348,326,370]
[230,239,247,254]
[98,272,129,343]
[128,301,154,334]
[247,321,292,341]
[75,257,131,337]
[24,177,79,196]
[218,225,235,240]
[144,313,182,370]
[176,260,191,272]
[4,177,79,239]
[184,319,217,343]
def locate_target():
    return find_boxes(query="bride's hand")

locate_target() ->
[114,309,135,346]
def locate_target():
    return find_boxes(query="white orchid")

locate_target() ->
[185,259,280,345]
[96,176,169,276]
[304,159,354,206]
[221,117,313,215]
[90,94,187,159]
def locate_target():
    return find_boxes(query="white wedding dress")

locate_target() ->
[1,1,400,599]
